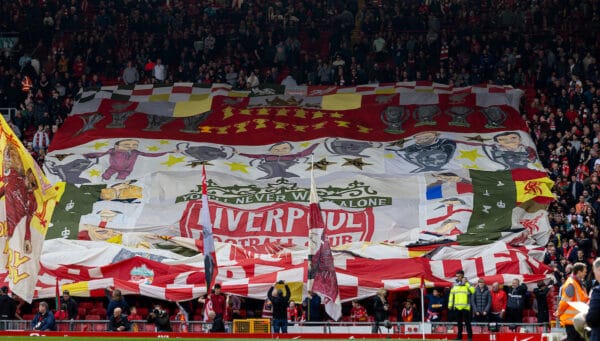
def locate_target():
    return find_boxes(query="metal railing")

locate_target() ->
[0,319,553,334]
[0,107,16,122]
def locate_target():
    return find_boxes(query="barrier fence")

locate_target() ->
[0,319,554,334]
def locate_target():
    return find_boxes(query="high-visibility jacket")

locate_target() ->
[448,281,475,311]
[557,276,589,326]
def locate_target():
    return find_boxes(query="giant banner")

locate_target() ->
[33,83,556,302]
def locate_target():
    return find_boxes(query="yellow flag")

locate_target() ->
[0,116,65,302]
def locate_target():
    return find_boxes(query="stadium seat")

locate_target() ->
[94,323,106,332]
[77,307,86,318]
[524,316,538,323]
[85,314,100,321]
[144,324,156,332]
[23,314,35,321]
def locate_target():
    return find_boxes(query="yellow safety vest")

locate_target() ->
[449,282,474,311]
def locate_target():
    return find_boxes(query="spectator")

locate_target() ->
[302,290,321,323]
[425,288,444,322]
[198,284,227,332]
[400,299,414,322]
[448,270,474,341]
[586,258,600,341]
[60,290,78,320]
[0,286,16,330]
[472,278,491,323]
[147,304,170,332]
[533,280,552,326]
[350,300,368,323]
[371,288,389,334]
[31,125,50,153]
[506,279,528,328]
[557,262,589,341]
[229,294,242,320]
[287,301,299,323]
[31,301,56,331]
[122,61,139,85]
[267,280,291,333]
[106,288,130,319]
[153,58,166,83]
[109,307,130,332]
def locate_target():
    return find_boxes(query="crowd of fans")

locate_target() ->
[1,0,600,330]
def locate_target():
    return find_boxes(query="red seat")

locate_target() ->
[77,307,86,318]
[524,316,538,323]
[85,314,101,321]
[144,324,156,332]
[93,323,106,332]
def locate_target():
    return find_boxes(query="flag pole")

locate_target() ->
[420,277,425,341]
[307,155,314,323]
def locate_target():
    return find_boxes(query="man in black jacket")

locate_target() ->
[0,286,16,330]
[268,280,291,333]
[60,290,78,320]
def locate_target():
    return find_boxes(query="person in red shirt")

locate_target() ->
[490,282,507,323]
[350,300,368,323]
[198,284,227,327]
[287,301,299,323]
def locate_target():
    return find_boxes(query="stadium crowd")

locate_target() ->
[1,0,600,332]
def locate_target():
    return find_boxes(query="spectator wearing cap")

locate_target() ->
[60,290,78,320]
[0,286,16,330]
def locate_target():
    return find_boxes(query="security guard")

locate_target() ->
[448,270,474,341]
[557,262,589,341]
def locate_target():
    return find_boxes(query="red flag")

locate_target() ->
[200,165,218,293]
[307,172,341,321]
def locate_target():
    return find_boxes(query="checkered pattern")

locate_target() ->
[0,240,549,302]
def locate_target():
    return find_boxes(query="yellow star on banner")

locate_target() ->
[463,163,480,170]
[161,155,185,167]
[293,125,307,132]
[276,108,289,116]
[254,119,268,129]
[222,106,234,120]
[335,120,350,127]
[234,121,249,133]
[384,153,395,159]
[357,125,372,133]
[147,146,160,151]
[224,161,250,173]
[294,109,307,118]
[159,140,170,145]
[257,108,270,116]
[89,169,101,177]
[312,111,325,119]
[457,149,483,162]
[199,126,213,133]
[312,122,327,130]
[299,142,311,148]
[330,112,343,118]
[240,109,252,115]
[91,141,108,150]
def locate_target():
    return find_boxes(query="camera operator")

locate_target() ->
[268,280,291,333]
[147,304,171,332]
